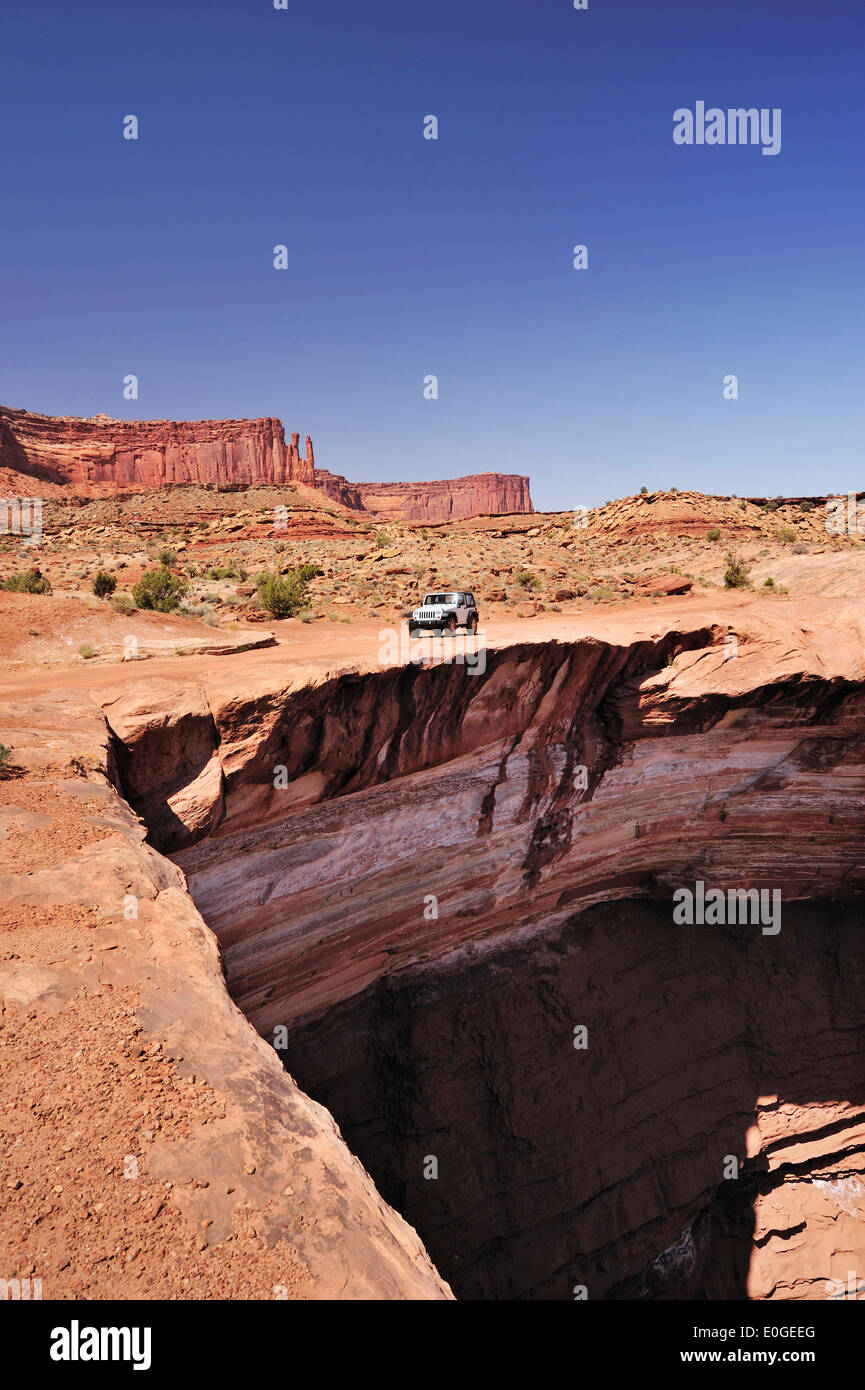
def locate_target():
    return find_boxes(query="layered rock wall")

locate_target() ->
[0,690,451,1299]
[314,470,533,522]
[101,608,865,1301]
[0,405,533,520]
[0,407,314,492]
[280,898,865,1300]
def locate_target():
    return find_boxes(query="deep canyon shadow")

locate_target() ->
[280,899,865,1300]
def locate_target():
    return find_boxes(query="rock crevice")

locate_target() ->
[101,612,865,1300]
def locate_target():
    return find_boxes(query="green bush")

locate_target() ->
[723,551,751,589]
[256,568,311,619]
[706,528,721,541]
[157,548,177,567]
[295,563,322,582]
[110,592,135,615]
[776,526,797,544]
[0,743,13,778]
[2,568,52,595]
[799,500,814,513]
[205,561,247,581]
[78,643,97,659]
[131,566,188,613]
[93,570,117,598]
[640,485,648,495]
[763,577,775,588]
[373,530,392,549]
[513,569,540,590]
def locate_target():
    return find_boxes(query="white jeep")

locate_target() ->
[408,590,479,635]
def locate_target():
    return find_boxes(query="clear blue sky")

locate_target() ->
[1,0,862,510]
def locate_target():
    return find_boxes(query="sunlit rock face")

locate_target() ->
[0,404,532,521]
[314,469,534,522]
[106,612,865,1299]
[0,406,314,491]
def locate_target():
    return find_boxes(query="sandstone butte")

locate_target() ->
[0,406,533,524]
[2,591,865,1300]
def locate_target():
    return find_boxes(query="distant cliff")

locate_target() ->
[0,407,314,492]
[0,405,533,520]
[314,469,533,522]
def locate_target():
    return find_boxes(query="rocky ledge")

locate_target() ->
[91,599,865,1300]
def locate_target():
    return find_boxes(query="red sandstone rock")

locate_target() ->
[0,405,533,522]
[640,573,694,595]
[0,407,315,494]
[315,469,533,523]
[0,693,452,1300]
[312,469,364,510]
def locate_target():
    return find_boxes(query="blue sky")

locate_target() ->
[1,0,862,510]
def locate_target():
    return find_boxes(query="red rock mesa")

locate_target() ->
[314,469,533,523]
[0,406,533,522]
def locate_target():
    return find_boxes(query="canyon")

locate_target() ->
[74,595,865,1300]
[0,406,533,523]
[2,490,864,1301]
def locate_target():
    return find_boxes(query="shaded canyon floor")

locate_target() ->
[278,897,865,1300]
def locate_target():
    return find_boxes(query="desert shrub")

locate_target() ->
[158,548,177,567]
[3,568,52,595]
[723,551,751,589]
[739,500,747,511]
[792,542,808,555]
[0,744,13,777]
[640,485,648,495]
[706,528,721,541]
[776,526,797,543]
[78,643,96,659]
[295,563,322,582]
[132,566,188,613]
[205,561,247,581]
[110,592,135,615]
[373,530,392,549]
[799,499,814,512]
[256,568,311,619]
[763,499,780,512]
[763,577,775,588]
[92,570,116,598]
[513,569,540,590]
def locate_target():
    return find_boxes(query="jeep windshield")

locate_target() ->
[423,593,459,605]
